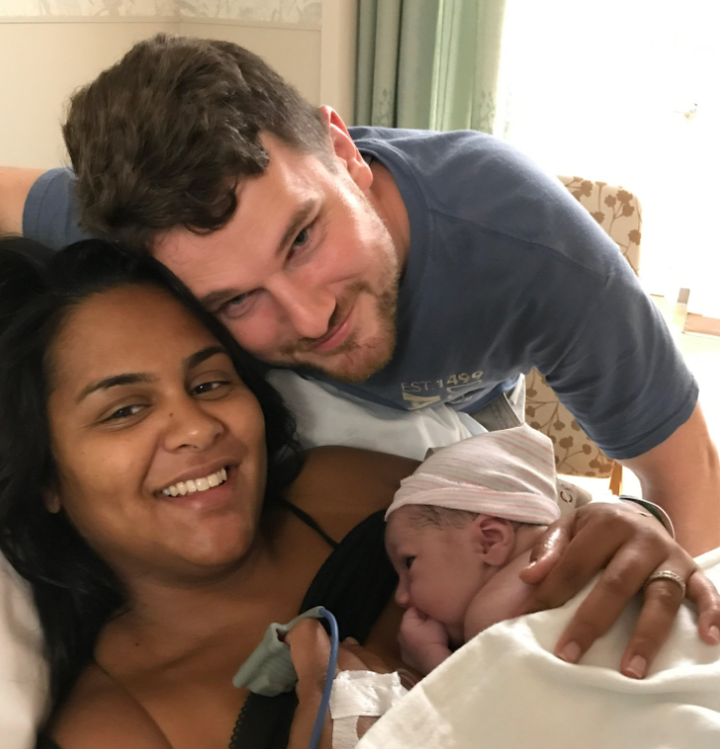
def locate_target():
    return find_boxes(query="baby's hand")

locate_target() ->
[399,607,452,675]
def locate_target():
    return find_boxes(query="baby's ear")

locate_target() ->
[469,515,516,567]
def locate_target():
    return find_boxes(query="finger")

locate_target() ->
[519,519,573,585]
[686,570,720,645]
[520,526,627,616]
[552,544,661,664]
[285,619,331,696]
[618,574,686,679]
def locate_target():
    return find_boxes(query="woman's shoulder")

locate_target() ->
[286,446,419,518]
[47,664,172,749]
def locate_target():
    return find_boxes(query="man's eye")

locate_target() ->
[287,227,312,261]
[405,556,416,570]
[220,292,254,319]
[293,228,310,247]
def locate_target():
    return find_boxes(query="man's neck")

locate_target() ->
[367,160,411,271]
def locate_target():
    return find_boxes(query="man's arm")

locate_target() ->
[0,167,45,235]
[621,402,720,555]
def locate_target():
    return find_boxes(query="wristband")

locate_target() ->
[619,495,676,539]
[329,670,407,749]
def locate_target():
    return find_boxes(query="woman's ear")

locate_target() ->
[43,486,61,514]
[469,515,516,567]
[318,105,373,190]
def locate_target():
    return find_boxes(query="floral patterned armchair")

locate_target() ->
[525,177,642,479]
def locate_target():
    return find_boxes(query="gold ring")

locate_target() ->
[642,570,686,598]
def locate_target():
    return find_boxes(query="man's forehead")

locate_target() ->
[152,188,321,300]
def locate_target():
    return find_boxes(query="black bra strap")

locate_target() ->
[277,497,339,550]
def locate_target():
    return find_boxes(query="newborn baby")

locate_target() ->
[384,424,568,675]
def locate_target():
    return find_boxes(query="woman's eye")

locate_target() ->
[405,556,416,570]
[190,375,235,400]
[103,404,144,423]
[192,379,231,397]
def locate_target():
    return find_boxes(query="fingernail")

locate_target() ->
[624,654,647,680]
[344,636,359,645]
[708,625,720,644]
[558,641,581,664]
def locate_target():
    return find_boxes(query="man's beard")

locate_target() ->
[277,278,399,383]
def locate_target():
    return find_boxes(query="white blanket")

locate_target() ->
[357,546,720,749]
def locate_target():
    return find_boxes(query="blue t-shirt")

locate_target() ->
[22,129,697,460]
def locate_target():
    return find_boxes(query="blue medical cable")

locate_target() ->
[308,607,339,749]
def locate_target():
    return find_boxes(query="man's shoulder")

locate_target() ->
[349,128,600,263]
[348,127,520,177]
[22,167,91,250]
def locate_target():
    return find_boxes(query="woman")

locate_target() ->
[0,237,716,749]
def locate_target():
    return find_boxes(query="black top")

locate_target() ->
[37,503,397,749]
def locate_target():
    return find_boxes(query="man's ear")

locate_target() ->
[318,105,373,190]
[469,515,516,567]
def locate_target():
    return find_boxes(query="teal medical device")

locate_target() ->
[233,606,339,749]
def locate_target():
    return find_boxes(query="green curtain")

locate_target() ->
[354,0,507,135]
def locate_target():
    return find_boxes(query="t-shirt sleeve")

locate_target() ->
[508,180,697,460]
[22,167,92,249]
[537,254,697,460]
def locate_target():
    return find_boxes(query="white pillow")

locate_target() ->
[0,553,48,749]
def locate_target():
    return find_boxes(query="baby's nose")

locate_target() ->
[394,583,410,608]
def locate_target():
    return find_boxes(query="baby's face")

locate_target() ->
[385,509,489,641]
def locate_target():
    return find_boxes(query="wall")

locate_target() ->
[0,1,356,168]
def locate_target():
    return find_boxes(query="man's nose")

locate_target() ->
[163,397,223,452]
[268,275,336,340]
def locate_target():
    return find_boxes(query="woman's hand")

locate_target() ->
[518,501,720,678]
[285,620,401,748]
[398,607,451,675]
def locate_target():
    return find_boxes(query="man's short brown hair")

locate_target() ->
[62,34,330,248]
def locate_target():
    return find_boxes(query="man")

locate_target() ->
[1,34,719,553]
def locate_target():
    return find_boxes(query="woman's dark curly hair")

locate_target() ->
[0,237,300,710]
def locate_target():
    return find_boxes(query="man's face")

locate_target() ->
[153,134,401,383]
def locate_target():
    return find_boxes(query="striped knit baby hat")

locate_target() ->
[386,423,561,525]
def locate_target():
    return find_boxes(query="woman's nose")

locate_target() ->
[268,276,336,340]
[163,398,223,452]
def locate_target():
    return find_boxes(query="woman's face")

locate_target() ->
[46,285,268,584]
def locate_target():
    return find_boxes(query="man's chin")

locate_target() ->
[289,338,396,384]
[302,352,392,384]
